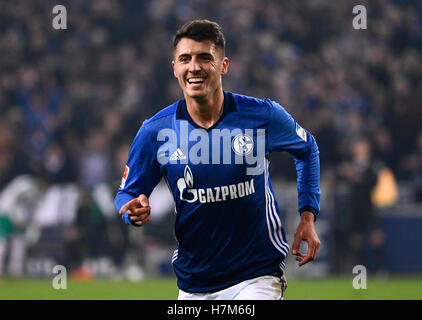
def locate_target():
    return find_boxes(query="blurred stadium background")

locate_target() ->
[1,0,422,299]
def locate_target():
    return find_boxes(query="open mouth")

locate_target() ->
[187,77,206,85]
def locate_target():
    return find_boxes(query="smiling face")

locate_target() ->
[172,38,229,101]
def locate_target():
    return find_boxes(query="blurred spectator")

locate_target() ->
[372,126,397,174]
[64,187,107,278]
[79,130,111,188]
[401,131,422,202]
[0,175,44,277]
[337,139,388,276]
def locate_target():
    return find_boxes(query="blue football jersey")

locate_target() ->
[115,91,320,293]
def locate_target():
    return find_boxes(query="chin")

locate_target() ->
[186,89,207,99]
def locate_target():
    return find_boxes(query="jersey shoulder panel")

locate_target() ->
[230,92,272,124]
[142,100,180,129]
[231,92,271,108]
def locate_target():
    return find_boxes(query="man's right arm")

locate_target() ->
[114,123,162,226]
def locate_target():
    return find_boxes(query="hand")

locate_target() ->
[291,211,321,267]
[119,194,151,226]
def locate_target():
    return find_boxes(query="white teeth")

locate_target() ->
[188,78,205,83]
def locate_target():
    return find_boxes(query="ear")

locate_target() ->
[172,60,177,78]
[221,57,229,75]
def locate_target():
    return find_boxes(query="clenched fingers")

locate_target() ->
[131,214,151,226]
[127,206,151,217]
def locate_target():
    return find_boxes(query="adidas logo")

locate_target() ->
[169,148,187,161]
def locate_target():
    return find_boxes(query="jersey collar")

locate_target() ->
[176,91,237,131]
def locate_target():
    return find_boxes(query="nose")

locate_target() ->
[188,56,201,73]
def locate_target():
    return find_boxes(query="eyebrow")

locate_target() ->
[177,52,214,60]
[198,53,213,59]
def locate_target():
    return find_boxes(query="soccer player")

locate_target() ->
[115,20,321,300]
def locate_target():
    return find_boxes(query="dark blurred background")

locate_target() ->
[0,0,421,281]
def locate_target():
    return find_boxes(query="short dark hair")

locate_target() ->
[173,20,225,55]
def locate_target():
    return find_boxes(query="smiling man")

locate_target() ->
[172,23,229,129]
[115,20,321,300]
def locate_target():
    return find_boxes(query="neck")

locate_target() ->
[185,88,224,129]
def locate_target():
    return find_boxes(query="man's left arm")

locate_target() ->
[266,99,321,266]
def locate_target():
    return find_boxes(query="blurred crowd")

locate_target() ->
[0,0,421,278]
